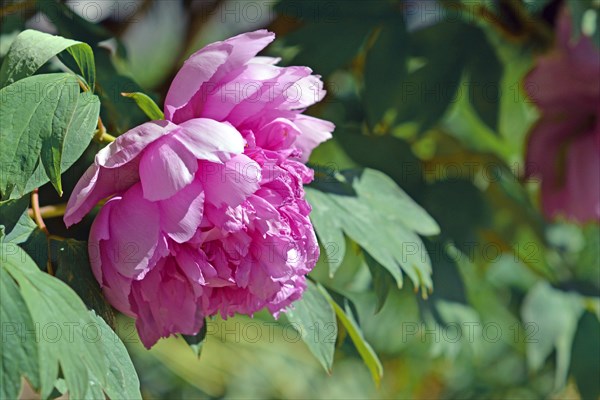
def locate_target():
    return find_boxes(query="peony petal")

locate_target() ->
[291,114,334,162]
[199,154,261,208]
[107,184,161,279]
[279,74,326,110]
[254,118,301,150]
[227,67,313,127]
[64,160,139,227]
[248,56,281,65]
[139,134,198,201]
[564,129,600,222]
[98,120,179,168]
[88,197,116,285]
[164,48,230,122]
[131,258,204,348]
[176,118,245,163]
[165,30,275,123]
[64,120,179,226]
[158,178,205,243]
[200,63,282,122]
[206,29,275,84]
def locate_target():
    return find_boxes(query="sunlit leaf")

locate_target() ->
[122,92,165,120]
[317,284,383,386]
[0,29,95,91]
[286,281,337,372]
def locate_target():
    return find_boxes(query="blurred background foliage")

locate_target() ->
[1,0,599,399]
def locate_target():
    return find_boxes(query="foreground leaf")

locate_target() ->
[0,29,95,90]
[51,239,115,326]
[1,244,105,398]
[89,313,142,400]
[0,196,29,240]
[364,252,393,314]
[286,281,337,372]
[306,168,439,292]
[1,244,141,399]
[0,74,100,198]
[0,266,40,400]
[317,284,383,386]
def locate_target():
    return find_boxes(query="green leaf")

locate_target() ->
[306,168,439,292]
[122,92,165,120]
[348,169,439,236]
[284,21,374,77]
[0,196,29,240]
[275,0,384,77]
[571,312,600,400]
[522,0,553,13]
[40,0,149,134]
[317,284,383,386]
[364,252,393,314]
[364,20,408,127]
[50,239,115,327]
[182,320,208,358]
[89,312,142,400]
[304,188,346,276]
[0,74,100,199]
[466,29,503,131]
[1,244,106,399]
[1,209,37,244]
[336,128,425,193]
[396,21,468,131]
[0,204,49,270]
[0,266,40,400]
[422,180,490,254]
[286,280,337,372]
[522,282,586,390]
[0,29,95,91]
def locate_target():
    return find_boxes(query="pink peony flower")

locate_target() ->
[525,9,600,222]
[64,30,333,348]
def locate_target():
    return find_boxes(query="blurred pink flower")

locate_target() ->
[64,30,332,348]
[525,9,600,222]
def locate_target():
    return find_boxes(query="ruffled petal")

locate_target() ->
[139,135,198,201]
[158,178,205,243]
[64,121,178,226]
[165,30,275,123]
[164,48,230,122]
[98,120,179,168]
[131,258,204,348]
[291,115,334,162]
[106,184,161,279]
[199,154,261,208]
[176,118,245,163]
[254,117,301,150]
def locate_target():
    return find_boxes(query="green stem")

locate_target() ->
[98,132,117,143]
[31,189,54,276]
[28,203,67,219]
[93,116,117,143]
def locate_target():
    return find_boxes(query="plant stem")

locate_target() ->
[93,116,117,143]
[28,203,67,219]
[31,189,50,235]
[31,189,54,276]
